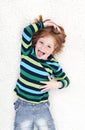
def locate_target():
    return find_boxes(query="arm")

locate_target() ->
[21,15,60,55]
[53,62,70,89]
[21,22,44,55]
[40,62,70,91]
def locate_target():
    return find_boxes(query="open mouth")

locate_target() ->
[37,50,45,57]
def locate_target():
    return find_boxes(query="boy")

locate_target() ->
[14,15,70,130]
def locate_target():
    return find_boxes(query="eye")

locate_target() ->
[39,41,43,44]
[47,45,51,48]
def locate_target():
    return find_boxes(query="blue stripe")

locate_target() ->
[20,62,49,76]
[57,67,62,72]
[17,82,45,94]
[22,32,32,42]
[46,62,59,66]
[47,62,62,72]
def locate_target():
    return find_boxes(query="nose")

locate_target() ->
[41,44,46,49]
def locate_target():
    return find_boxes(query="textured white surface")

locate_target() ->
[0,0,85,130]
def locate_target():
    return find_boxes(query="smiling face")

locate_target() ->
[35,35,55,60]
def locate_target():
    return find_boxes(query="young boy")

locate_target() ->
[14,15,70,130]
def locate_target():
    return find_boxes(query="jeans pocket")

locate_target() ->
[42,102,50,110]
[45,102,50,107]
[14,100,21,111]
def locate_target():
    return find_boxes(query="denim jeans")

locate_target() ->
[14,99,56,130]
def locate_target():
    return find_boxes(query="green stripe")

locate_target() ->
[56,72,64,77]
[21,69,47,81]
[56,75,66,80]
[17,87,48,100]
[33,24,38,32]
[62,80,68,87]
[41,62,54,71]
[21,55,43,67]
[21,48,31,55]
[26,26,32,35]
[19,77,40,88]
[22,41,32,49]
[44,68,52,74]
[17,96,48,104]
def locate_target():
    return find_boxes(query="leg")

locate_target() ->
[14,99,34,130]
[35,102,56,130]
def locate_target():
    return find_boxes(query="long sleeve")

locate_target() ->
[52,61,70,89]
[21,22,44,55]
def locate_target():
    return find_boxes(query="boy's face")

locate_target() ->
[35,36,55,60]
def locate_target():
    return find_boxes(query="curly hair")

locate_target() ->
[32,15,66,55]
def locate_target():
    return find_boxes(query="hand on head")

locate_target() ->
[34,15,61,33]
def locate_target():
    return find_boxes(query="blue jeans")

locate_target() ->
[14,99,56,130]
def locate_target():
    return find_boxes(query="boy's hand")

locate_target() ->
[34,15,61,32]
[43,20,61,32]
[40,76,62,92]
[34,15,43,23]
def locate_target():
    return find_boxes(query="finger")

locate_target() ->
[41,88,49,92]
[40,85,47,88]
[56,25,61,32]
[38,15,43,22]
[40,86,46,89]
[48,76,51,81]
[43,19,51,22]
[46,21,60,31]
[40,81,48,84]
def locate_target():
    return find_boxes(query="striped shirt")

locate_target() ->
[14,22,70,104]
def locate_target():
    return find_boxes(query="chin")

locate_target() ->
[37,56,47,60]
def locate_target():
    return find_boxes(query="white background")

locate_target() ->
[0,0,85,130]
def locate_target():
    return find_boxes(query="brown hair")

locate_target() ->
[32,15,66,55]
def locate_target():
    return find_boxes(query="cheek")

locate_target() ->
[35,43,39,49]
[36,43,41,48]
[47,49,54,55]
[50,48,55,53]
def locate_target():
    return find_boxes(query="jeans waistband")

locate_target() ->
[17,98,50,106]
